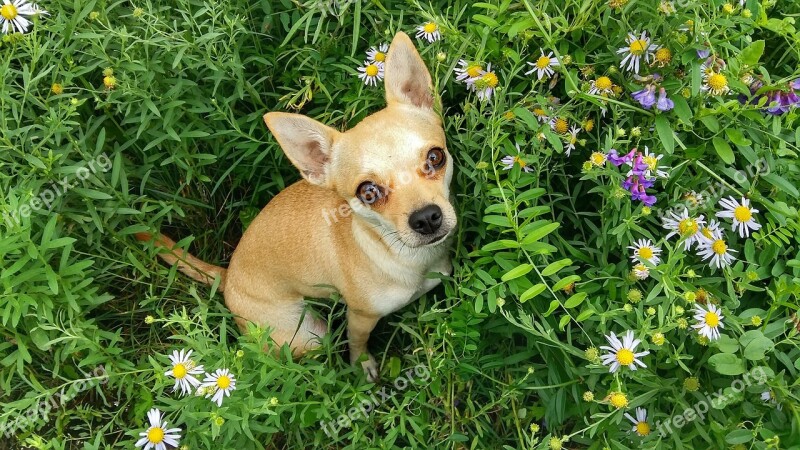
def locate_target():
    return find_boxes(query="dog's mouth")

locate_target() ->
[421,230,451,247]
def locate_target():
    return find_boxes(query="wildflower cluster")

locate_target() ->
[605,146,667,206]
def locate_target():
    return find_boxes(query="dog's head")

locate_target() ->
[264,32,455,249]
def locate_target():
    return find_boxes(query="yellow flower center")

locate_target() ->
[636,422,651,436]
[643,155,658,170]
[708,73,728,90]
[595,76,612,90]
[583,119,595,131]
[147,427,165,444]
[705,311,720,327]
[514,156,526,168]
[536,55,551,69]
[365,64,379,77]
[678,218,698,236]
[655,48,672,63]
[1,3,18,20]
[216,374,231,389]
[466,64,482,78]
[103,76,117,88]
[610,393,628,408]
[701,227,714,239]
[629,39,648,56]
[711,239,727,255]
[733,205,752,222]
[554,118,568,134]
[638,247,654,259]
[482,72,499,88]
[590,152,606,165]
[172,363,187,379]
[423,22,437,34]
[374,52,385,62]
[616,348,635,366]
[533,108,546,117]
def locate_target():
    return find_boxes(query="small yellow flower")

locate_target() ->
[51,83,63,95]
[103,75,117,89]
[475,161,489,170]
[695,288,708,303]
[750,315,763,326]
[654,48,672,66]
[616,127,626,137]
[436,51,447,62]
[89,11,100,20]
[582,118,595,132]
[270,397,279,406]
[496,297,506,308]
[144,315,155,324]
[627,290,643,304]
[103,68,114,77]
[677,318,688,329]
[549,437,562,450]
[647,307,656,316]
[530,423,540,433]
[609,392,628,409]
[133,7,144,17]
[641,206,651,216]
[608,0,629,9]
[684,377,700,391]
[583,391,595,402]
[675,306,684,315]
[552,117,569,134]
[742,8,752,18]
[630,126,642,137]
[623,304,633,312]
[214,416,225,426]
[722,3,735,14]
[651,332,665,346]
[585,347,600,361]
[590,152,606,167]
[698,335,710,346]
[684,292,697,303]
[236,349,244,358]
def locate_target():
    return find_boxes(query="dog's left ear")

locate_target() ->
[384,31,434,109]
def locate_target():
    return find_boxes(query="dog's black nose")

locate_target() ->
[409,205,443,235]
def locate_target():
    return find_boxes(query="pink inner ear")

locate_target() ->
[299,140,329,178]
[402,80,433,108]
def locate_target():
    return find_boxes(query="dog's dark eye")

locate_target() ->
[426,147,446,170]
[356,181,384,205]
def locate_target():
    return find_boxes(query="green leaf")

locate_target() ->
[543,300,559,317]
[520,284,546,303]
[740,40,765,65]
[501,264,533,282]
[707,353,745,376]
[552,275,581,291]
[541,258,572,276]
[725,429,753,445]
[712,137,735,164]
[564,292,587,308]
[655,115,674,154]
[521,222,560,244]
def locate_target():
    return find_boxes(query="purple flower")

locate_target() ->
[632,85,656,109]
[790,79,800,90]
[697,49,710,59]
[657,88,674,111]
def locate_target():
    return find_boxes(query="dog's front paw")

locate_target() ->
[360,354,379,382]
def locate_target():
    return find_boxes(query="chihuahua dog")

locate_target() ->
[137,31,455,381]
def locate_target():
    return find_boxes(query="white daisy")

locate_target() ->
[357,60,384,86]
[525,49,559,80]
[471,63,499,102]
[632,263,650,280]
[628,239,662,265]
[761,390,773,402]
[501,143,533,173]
[201,368,237,407]
[697,236,736,269]
[698,219,723,243]
[416,22,441,43]
[625,408,652,436]
[589,76,614,96]
[716,196,761,238]
[663,209,706,250]
[692,304,725,340]
[565,126,581,156]
[366,43,388,64]
[639,146,669,178]
[701,65,730,96]
[683,190,705,208]
[1,0,48,34]
[135,408,181,450]
[617,31,658,74]
[600,330,649,373]
[454,59,483,84]
[164,349,204,396]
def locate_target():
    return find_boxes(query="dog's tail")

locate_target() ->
[135,232,227,292]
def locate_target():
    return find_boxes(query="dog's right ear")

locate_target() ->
[263,112,340,187]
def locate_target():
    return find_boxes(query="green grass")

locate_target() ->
[2,0,800,448]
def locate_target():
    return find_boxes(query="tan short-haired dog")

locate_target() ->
[137,32,455,381]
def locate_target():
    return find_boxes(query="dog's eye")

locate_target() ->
[426,147,446,170]
[356,181,384,205]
